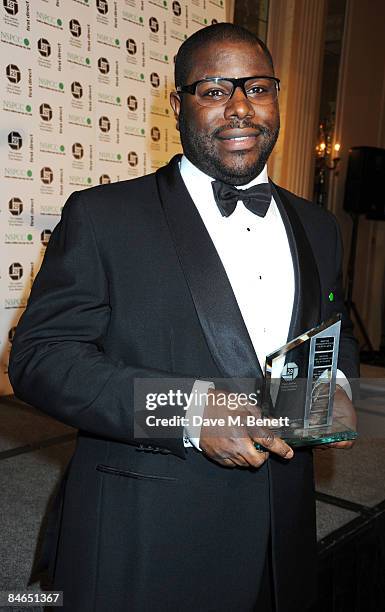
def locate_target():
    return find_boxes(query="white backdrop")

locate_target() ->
[0,0,227,395]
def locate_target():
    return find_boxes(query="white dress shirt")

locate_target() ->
[178,156,351,448]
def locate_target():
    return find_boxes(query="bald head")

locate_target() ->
[174,23,274,88]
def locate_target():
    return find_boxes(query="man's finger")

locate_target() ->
[233,453,251,467]
[246,420,293,458]
[236,439,269,468]
[244,450,269,468]
[221,457,238,467]
[252,431,294,459]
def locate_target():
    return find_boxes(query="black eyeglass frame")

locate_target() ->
[176,75,281,103]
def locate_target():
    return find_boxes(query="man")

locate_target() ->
[9,23,359,612]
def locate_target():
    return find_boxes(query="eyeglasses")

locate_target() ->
[176,76,280,107]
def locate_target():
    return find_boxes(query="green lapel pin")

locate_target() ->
[328,292,334,302]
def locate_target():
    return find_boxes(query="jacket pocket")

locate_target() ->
[96,463,177,482]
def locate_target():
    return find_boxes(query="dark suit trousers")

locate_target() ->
[51,440,270,612]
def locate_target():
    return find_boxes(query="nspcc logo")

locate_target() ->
[9,262,23,281]
[99,116,110,132]
[9,197,23,216]
[97,0,108,15]
[39,103,52,122]
[281,362,299,381]
[69,19,81,38]
[71,81,83,99]
[126,39,137,55]
[128,151,138,167]
[151,127,160,142]
[98,57,109,74]
[41,229,52,246]
[3,0,18,16]
[127,95,138,112]
[8,131,22,150]
[172,1,181,16]
[150,72,160,88]
[149,17,159,33]
[38,38,51,57]
[6,64,21,84]
[99,174,111,184]
[72,142,84,159]
[40,167,53,184]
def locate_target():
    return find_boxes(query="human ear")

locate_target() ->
[170,91,181,131]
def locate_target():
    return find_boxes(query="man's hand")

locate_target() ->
[314,386,357,451]
[199,389,294,468]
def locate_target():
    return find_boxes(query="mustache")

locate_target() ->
[212,121,272,136]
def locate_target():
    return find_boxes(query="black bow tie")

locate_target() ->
[211,180,272,218]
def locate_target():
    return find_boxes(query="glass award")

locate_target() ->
[258,314,357,447]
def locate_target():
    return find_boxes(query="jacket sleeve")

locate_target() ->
[8,191,192,458]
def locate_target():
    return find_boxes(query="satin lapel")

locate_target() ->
[271,182,321,340]
[156,156,263,380]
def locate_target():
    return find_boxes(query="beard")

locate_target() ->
[178,110,280,186]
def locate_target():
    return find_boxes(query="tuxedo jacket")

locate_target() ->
[9,155,359,612]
